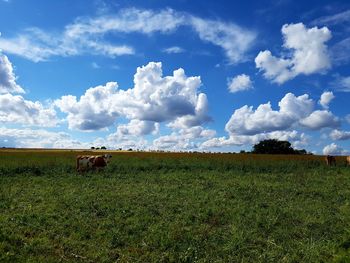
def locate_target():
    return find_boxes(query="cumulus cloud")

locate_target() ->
[323,143,347,155]
[116,120,159,136]
[201,130,304,149]
[153,126,215,151]
[225,93,314,135]
[0,127,86,148]
[55,82,120,130]
[203,91,340,151]
[0,8,255,64]
[299,110,339,130]
[228,74,253,93]
[55,62,210,131]
[329,129,350,140]
[255,23,331,84]
[319,91,335,109]
[0,93,58,127]
[0,53,24,94]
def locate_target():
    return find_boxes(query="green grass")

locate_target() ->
[1,150,350,262]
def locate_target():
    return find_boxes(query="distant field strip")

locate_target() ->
[1,150,350,262]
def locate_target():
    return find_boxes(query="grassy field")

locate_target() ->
[1,149,350,262]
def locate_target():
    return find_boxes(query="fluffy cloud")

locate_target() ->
[0,8,255,64]
[153,126,215,150]
[0,53,24,94]
[203,91,340,151]
[329,129,350,140]
[319,91,334,109]
[201,130,305,149]
[322,143,347,155]
[55,62,210,131]
[0,93,58,127]
[225,93,314,135]
[299,110,339,130]
[0,127,86,148]
[228,74,253,93]
[116,120,159,137]
[255,23,331,84]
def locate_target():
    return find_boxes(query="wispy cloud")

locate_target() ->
[0,8,256,64]
[162,46,185,54]
[312,9,350,26]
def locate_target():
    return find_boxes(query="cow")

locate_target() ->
[76,154,112,172]
[347,156,350,166]
[325,155,336,166]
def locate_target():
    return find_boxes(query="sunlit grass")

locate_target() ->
[1,150,349,262]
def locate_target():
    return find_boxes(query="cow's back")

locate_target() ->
[93,156,107,168]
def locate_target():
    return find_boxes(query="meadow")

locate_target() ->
[1,149,350,262]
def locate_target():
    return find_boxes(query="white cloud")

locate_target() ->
[0,8,255,64]
[312,9,350,26]
[153,126,215,151]
[116,120,159,136]
[331,37,350,66]
[0,28,133,62]
[228,74,253,93]
[97,132,149,150]
[331,75,350,92]
[225,93,314,135]
[346,114,350,124]
[0,127,86,148]
[0,93,58,127]
[189,16,256,64]
[91,62,100,69]
[255,23,331,84]
[0,53,24,94]
[319,91,335,109]
[55,82,120,130]
[299,110,339,130]
[329,129,350,140]
[162,46,185,54]
[0,53,58,127]
[322,143,347,156]
[201,130,303,149]
[55,62,210,131]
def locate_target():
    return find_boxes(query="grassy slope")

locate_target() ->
[0,151,350,262]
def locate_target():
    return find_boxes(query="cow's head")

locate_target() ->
[103,154,112,163]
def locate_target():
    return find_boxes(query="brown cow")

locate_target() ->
[325,155,336,166]
[76,154,112,172]
[347,156,350,166]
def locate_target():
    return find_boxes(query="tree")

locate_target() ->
[101,146,107,150]
[251,139,306,155]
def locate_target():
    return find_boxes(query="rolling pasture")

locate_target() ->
[1,149,350,262]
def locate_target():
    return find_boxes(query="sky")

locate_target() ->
[0,0,350,155]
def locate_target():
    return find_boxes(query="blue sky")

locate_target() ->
[0,0,349,154]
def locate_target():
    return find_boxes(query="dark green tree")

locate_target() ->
[252,139,306,154]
